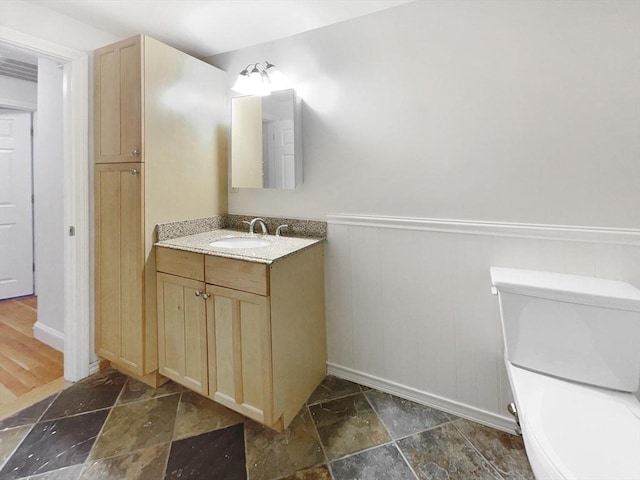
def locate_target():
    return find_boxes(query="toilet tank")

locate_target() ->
[490,267,640,393]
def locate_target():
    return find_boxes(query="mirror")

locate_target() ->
[231,89,302,189]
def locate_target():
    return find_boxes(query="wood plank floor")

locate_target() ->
[0,296,64,409]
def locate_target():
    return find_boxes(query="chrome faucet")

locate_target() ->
[246,218,268,235]
[275,224,288,236]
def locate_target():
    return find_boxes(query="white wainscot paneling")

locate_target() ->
[325,214,640,432]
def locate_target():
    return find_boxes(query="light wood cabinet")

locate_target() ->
[156,273,208,394]
[95,163,144,372]
[94,35,227,386]
[155,244,326,431]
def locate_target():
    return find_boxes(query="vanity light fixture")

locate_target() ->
[231,61,291,96]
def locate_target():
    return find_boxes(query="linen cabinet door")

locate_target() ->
[157,273,208,394]
[94,162,144,374]
[206,285,274,425]
[94,35,142,163]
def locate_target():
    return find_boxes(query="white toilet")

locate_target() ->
[490,267,640,480]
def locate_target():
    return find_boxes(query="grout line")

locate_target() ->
[306,390,363,407]
[0,422,36,473]
[450,419,506,479]
[393,442,420,480]
[304,403,335,480]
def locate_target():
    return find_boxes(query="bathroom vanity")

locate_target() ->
[154,230,326,431]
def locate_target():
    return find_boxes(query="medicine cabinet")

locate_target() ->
[231,89,302,189]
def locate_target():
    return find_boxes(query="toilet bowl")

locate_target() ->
[491,267,640,480]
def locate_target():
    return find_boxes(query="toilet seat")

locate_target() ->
[506,362,640,480]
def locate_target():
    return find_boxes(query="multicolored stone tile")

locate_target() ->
[165,424,246,480]
[0,409,108,480]
[0,424,32,467]
[117,377,186,405]
[307,375,362,405]
[26,464,84,479]
[81,443,170,479]
[279,464,332,480]
[40,368,126,421]
[88,394,179,460]
[454,419,534,479]
[397,422,502,479]
[309,393,391,460]
[173,391,243,440]
[245,408,325,480]
[365,390,453,439]
[0,394,57,430]
[331,443,416,480]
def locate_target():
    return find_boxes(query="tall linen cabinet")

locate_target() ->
[94,35,227,385]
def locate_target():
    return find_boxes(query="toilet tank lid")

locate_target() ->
[490,267,640,312]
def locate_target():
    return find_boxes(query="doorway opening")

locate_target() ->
[0,27,91,416]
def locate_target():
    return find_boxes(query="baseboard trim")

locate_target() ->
[326,214,640,245]
[327,362,517,434]
[33,321,64,352]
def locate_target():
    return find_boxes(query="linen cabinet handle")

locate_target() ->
[130,149,139,156]
[202,293,210,300]
[194,290,201,297]
[131,169,138,175]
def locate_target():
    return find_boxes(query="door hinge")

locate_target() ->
[69,226,76,236]
[33,263,35,272]
[31,194,34,204]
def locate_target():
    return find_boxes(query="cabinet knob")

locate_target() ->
[202,293,210,300]
[131,169,138,175]
[194,290,201,297]
[130,149,139,156]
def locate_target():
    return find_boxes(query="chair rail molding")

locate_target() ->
[327,214,640,245]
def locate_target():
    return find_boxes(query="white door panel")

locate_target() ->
[0,108,34,299]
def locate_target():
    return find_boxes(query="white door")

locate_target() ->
[0,108,34,299]
[273,119,295,189]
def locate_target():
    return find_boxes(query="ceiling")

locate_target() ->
[24,0,414,59]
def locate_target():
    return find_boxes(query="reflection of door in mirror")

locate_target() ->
[231,95,263,188]
[231,89,301,190]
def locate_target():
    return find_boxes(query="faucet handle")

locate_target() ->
[276,224,289,236]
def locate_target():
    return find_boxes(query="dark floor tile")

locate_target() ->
[454,419,534,479]
[165,424,246,480]
[245,408,325,480]
[331,444,416,480]
[82,443,170,480]
[117,378,186,405]
[279,464,332,479]
[89,393,179,460]
[173,391,243,441]
[0,425,32,467]
[365,390,452,439]
[0,409,108,480]
[40,368,126,421]
[397,423,502,480]
[26,464,84,479]
[307,376,362,405]
[0,395,57,431]
[309,393,391,460]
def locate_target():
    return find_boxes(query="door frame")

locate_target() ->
[0,27,91,382]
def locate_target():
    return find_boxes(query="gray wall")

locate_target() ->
[210,0,640,229]
[210,0,640,429]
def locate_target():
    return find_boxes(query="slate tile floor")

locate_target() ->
[0,369,534,480]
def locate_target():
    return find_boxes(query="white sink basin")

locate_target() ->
[209,237,271,249]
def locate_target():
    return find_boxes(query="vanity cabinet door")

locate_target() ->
[156,273,208,394]
[95,162,144,375]
[206,284,274,425]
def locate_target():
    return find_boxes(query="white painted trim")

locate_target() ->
[0,96,36,111]
[328,362,517,434]
[0,27,91,383]
[89,359,102,375]
[33,321,64,352]
[326,214,640,245]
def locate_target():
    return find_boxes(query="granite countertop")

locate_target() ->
[155,229,324,264]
